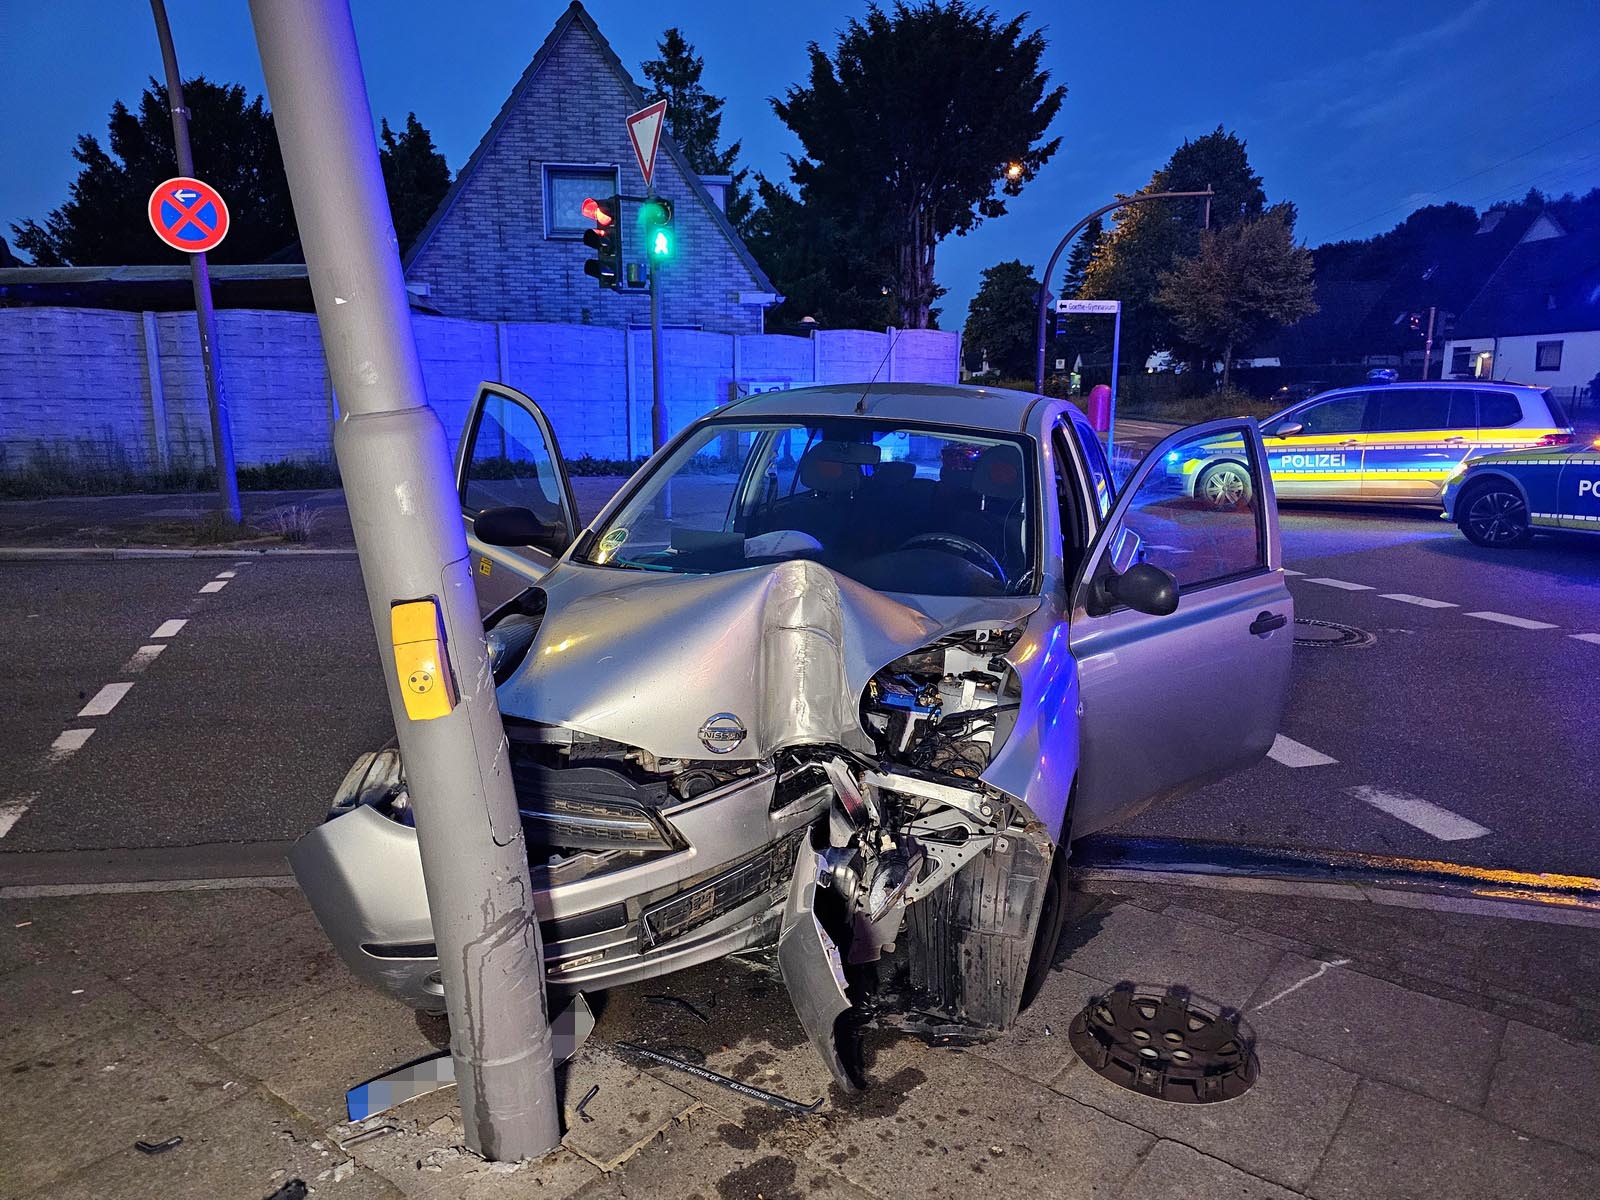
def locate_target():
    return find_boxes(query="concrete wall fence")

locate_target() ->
[0,307,961,475]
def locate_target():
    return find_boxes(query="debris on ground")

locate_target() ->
[644,994,711,1024]
[616,1041,823,1115]
[134,1135,182,1155]
[575,1083,600,1122]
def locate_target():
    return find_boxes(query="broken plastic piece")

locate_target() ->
[644,993,710,1024]
[575,1083,600,1122]
[615,1042,822,1115]
[339,1123,398,1148]
[134,1135,183,1155]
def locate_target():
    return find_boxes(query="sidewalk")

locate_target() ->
[0,479,630,554]
[3,869,1595,1199]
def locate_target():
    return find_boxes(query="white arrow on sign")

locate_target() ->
[1056,299,1122,314]
[626,100,669,190]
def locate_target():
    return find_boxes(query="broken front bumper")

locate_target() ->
[288,768,825,1009]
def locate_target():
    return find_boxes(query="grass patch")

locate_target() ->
[1116,387,1281,425]
[0,439,341,500]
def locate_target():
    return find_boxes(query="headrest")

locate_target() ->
[869,460,915,486]
[799,446,865,494]
[971,445,1024,500]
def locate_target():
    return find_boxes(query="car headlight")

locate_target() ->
[486,613,540,684]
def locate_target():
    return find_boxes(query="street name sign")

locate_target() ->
[625,101,668,190]
[1057,299,1121,315]
[148,176,229,254]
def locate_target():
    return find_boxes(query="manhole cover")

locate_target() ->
[1067,985,1257,1104]
[1293,618,1376,648]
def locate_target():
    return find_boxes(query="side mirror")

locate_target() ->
[1268,420,1303,438]
[474,506,571,554]
[1091,561,1180,617]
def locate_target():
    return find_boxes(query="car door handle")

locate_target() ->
[1338,439,1360,448]
[1444,436,1466,445]
[1249,610,1289,636]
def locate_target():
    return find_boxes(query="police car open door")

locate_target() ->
[1069,419,1293,835]
[456,383,580,616]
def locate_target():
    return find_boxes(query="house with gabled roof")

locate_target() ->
[402,1,777,335]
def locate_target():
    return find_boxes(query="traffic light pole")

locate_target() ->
[248,0,560,1162]
[1034,187,1214,395]
[649,258,666,451]
[150,0,240,523]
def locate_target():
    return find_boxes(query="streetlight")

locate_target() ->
[1005,161,1024,181]
[1033,187,1214,395]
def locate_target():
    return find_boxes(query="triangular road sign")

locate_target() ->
[626,100,668,190]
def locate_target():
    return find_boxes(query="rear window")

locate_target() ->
[1542,389,1571,428]
[1478,391,1523,428]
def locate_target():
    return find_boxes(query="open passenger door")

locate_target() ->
[456,383,580,616]
[1068,419,1293,834]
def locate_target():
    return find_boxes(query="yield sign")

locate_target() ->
[147,176,229,254]
[625,100,668,189]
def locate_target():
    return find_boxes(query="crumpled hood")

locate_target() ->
[497,559,1042,760]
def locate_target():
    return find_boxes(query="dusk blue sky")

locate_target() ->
[4,0,1599,322]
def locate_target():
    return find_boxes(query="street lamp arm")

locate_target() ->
[1033,187,1214,394]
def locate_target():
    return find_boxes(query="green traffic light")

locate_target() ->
[650,228,671,259]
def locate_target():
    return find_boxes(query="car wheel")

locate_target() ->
[1019,841,1073,1012]
[1197,461,1253,509]
[905,833,1052,1030]
[1458,480,1533,548]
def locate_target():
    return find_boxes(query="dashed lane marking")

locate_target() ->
[1267,734,1338,768]
[216,570,237,578]
[1381,593,1458,609]
[77,683,133,718]
[1465,611,1558,631]
[198,580,229,594]
[151,619,187,638]
[1305,577,1374,591]
[123,644,166,673]
[1345,784,1491,842]
[0,794,35,839]
[1570,634,1600,646]
[48,728,95,763]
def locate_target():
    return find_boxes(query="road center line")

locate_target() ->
[1381,593,1458,609]
[198,580,229,594]
[215,570,237,579]
[1267,734,1338,768]
[1572,633,1600,646]
[151,619,188,638]
[1465,611,1557,631]
[1345,784,1491,842]
[1305,577,1374,591]
[78,683,133,718]
[0,794,36,839]
[49,728,96,762]
[123,644,167,673]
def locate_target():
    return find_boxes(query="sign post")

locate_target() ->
[626,101,669,449]
[249,0,559,1161]
[1057,298,1124,448]
[148,0,240,523]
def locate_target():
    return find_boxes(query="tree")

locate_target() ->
[380,113,451,256]
[1059,216,1103,300]
[641,28,752,229]
[962,259,1040,378]
[772,1,1064,329]
[1156,208,1316,390]
[11,77,297,266]
[1081,127,1267,369]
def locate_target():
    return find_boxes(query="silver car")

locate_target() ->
[291,382,1293,1087]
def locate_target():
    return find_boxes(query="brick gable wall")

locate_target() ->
[406,20,766,335]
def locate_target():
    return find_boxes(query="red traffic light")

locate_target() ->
[581,196,614,227]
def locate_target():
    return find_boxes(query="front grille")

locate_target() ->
[640,832,803,948]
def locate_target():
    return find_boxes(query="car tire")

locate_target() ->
[905,833,1052,1030]
[1019,840,1073,1012]
[1196,461,1253,510]
[1457,479,1533,548]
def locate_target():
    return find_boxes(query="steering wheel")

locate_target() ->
[896,532,1007,584]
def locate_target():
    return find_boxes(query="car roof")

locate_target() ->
[720,382,1048,433]
[1312,380,1547,397]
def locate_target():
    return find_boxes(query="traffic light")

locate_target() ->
[639,197,674,260]
[582,195,620,289]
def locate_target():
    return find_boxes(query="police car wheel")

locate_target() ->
[1197,462,1252,510]
[1458,481,1533,548]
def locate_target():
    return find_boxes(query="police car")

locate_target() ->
[1167,381,1574,508]
[1441,437,1600,547]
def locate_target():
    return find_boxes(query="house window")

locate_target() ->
[543,164,619,239]
[1535,340,1563,371]
[1450,346,1473,377]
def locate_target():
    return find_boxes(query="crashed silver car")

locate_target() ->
[292,381,1292,1087]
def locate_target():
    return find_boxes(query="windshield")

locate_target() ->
[581,419,1038,597]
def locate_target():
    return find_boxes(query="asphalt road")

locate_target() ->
[0,505,1595,876]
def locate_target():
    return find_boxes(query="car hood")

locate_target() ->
[496,559,1042,761]
[1469,443,1592,466]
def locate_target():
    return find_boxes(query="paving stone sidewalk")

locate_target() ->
[2,874,1596,1200]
